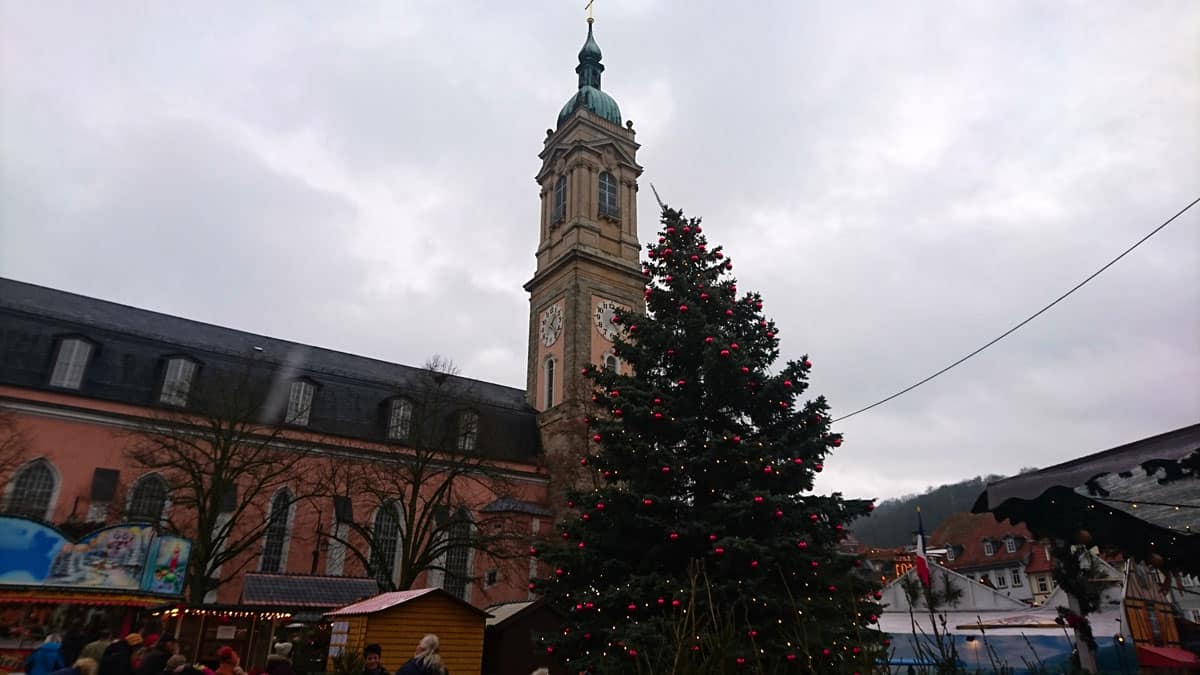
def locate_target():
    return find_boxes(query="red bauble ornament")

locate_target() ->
[690,255,699,262]
[657,597,665,605]
[579,458,589,466]
[555,568,564,576]
[629,324,637,332]
[529,546,538,555]
[783,379,793,388]
[709,534,718,541]
[755,302,763,310]
[654,397,662,404]
[677,379,687,386]
[661,466,671,473]
[786,654,797,662]
[627,603,636,611]
[596,502,605,510]
[665,275,673,281]
[797,540,808,549]
[822,649,831,657]
[577,541,585,548]
[644,289,652,298]
[647,251,656,259]
[732,435,742,444]
[654,412,663,419]
[610,390,620,397]
[705,336,714,344]
[714,547,725,555]
[741,366,750,374]
[725,262,733,270]
[716,251,724,259]
[763,466,773,474]
[672,599,681,607]
[592,434,602,442]
[774,509,784,518]
[613,409,623,416]
[753,495,764,504]
[811,561,819,568]
[832,437,842,447]
[793,457,804,464]
[873,591,883,600]
[679,304,689,312]
[828,585,837,592]
[643,498,653,506]
[581,367,590,375]
[869,614,878,623]
[642,268,651,276]
[766,331,775,338]
[814,463,824,472]
[665,349,675,357]
[853,647,862,654]
[720,349,730,357]
[529,582,536,590]
[779,401,789,409]
[602,470,612,479]
[663,248,673,255]
[581,513,589,520]
[725,309,734,316]
[804,359,812,368]
[700,292,709,300]
[730,342,739,350]
[695,225,703,232]
[809,514,820,522]
[666,227,676,234]
[658,236,666,243]
[669,532,679,541]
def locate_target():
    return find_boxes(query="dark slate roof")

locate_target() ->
[0,277,542,462]
[481,496,553,516]
[241,573,379,608]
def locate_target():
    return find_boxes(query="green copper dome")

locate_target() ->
[557,21,622,128]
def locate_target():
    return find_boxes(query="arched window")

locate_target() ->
[443,509,472,600]
[260,488,293,573]
[372,502,402,588]
[598,172,619,218]
[553,175,567,223]
[127,473,169,523]
[5,459,56,520]
[604,354,620,373]
[457,411,479,452]
[543,357,556,408]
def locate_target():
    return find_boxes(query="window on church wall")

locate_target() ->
[604,354,619,373]
[159,357,197,407]
[372,502,402,588]
[286,380,314,426]
[387,398,413,441]
[260,489,293,573]
[544,357,556,407]
[598,171,618,218]
[443,512,472,600]
[5,459,57,520]
[553,175,567,223]
[49,338,93,390]
[457,411,479,452]
[127,473,169,523]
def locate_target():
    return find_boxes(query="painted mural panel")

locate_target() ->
[0,516,189,595]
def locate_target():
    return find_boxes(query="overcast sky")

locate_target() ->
[1,1,1197,501]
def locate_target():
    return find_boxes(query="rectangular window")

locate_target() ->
[388,398,412,440]
[599,172,619,218]
[995,573,1007,588]
[1037,576,1049,593]
[457,411,479,451]
[946,547,956,561]
[1005,538,1017,553]
[287,381,314,425]
[49,338,92,389]
[1011,568,1022,587]
[983,541,995,556]
[485,568,499,586]
[160,358,197,406]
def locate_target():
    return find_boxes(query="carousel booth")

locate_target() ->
[0,516,191,675]
[325,589,488,675]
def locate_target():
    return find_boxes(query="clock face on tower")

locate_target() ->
[593,299,622,342]
[540,304,563,346]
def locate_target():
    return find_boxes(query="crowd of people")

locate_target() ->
[23,631,553,675]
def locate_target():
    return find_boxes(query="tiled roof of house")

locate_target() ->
[1024,543,1055,574]
[241,573,379,608]
[326,587,489,618]
[932,512,1033,572]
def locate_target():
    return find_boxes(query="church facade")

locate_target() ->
[0,19,641,610]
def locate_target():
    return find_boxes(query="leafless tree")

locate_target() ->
[312,356,527,593]
[0,409,31,494]
[125,364,315,602]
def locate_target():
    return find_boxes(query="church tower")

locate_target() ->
[525,18,645,475]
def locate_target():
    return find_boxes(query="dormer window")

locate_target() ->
[160,357,197,407]
[1005,537,1017,553]
[983,540,995,556]
[553,175,567,223]
[457,411,479,452]
[49,338,93,390]
[544,357,556,408]
[387,398,413,440]
[598,171,619,218]
[286,380,315,426]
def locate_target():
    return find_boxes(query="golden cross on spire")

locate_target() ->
[585,0,595,23]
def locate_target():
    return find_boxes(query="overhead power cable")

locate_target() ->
[835,195,1200,423]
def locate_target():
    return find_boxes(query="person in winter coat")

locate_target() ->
[394,635,447,675]
[51,657,98,675]
[362,644,386,675]
[25,635,66,675]
[80,634,112,663]
[99,634,140,675]
[134,636,176,675]
[215,646,245,675]
[263,643,295,675]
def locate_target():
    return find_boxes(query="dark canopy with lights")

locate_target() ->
[973,423,1199,577]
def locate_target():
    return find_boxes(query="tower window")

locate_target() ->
[286,380,314,426]
[49,338,93,390]
[160,357,197,407]
[457,411,479,451]
[553,175,567,223]
[544,357,556,408]
[604,354,620,373]
[388,398,413,440]
[599,172,619,218]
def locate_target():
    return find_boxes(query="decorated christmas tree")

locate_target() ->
[534,206,887,674]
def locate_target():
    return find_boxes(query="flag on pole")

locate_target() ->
[915,506,931,587]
